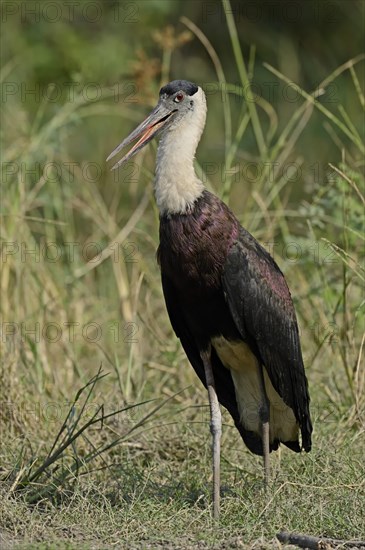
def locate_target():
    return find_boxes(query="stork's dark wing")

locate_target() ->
[222,228,312,451]
[161,272,269,456]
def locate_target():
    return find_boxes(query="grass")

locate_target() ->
[1,4,365,548]
[1,420,364,548]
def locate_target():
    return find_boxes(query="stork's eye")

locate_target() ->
[174,92,184,103]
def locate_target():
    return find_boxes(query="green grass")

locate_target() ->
[1,4,365,548]
[1,415,364,548]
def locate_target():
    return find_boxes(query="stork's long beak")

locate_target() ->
[106,102,177,170]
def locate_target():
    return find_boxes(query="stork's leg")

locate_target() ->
[201,346,221,520]
[257,363,270,489]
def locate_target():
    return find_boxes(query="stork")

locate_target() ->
[107,80,312,519]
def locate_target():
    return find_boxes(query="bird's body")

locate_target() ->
[158,189,311,455]
[108,79,312,517]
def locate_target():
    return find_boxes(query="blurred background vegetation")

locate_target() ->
[1,0,364,547]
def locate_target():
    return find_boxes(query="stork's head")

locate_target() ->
[107,80,206,170]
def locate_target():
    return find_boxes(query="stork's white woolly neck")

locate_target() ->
[154,87,206,215]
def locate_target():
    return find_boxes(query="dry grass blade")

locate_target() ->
[321,239,365,283]
[82,388,189,465]
[329,164,365,206]
[8,369,155,501]
[180,16,232,157]
[263,62,365,154]
[222,0,267,157]
[74,190,150,279]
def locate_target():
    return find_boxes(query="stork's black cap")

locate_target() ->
[159,80,198,97]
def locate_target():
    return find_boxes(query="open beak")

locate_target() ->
[107,102,177,170]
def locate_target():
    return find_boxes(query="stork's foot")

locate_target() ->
[257,364,270,492]
[210,400,222,519]
[261,420,270,490]
[201,347,221,520]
